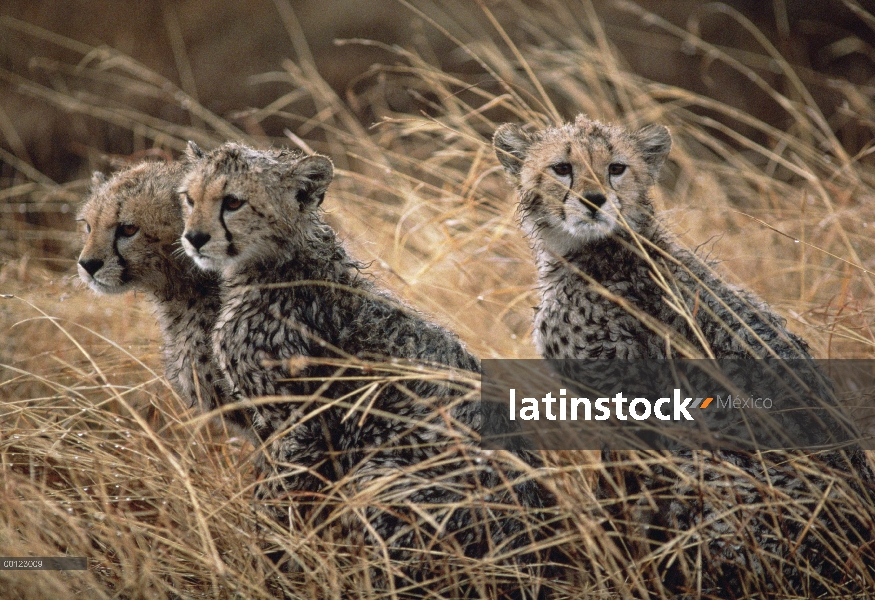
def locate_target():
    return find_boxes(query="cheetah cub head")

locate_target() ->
[77,161,186,294]
[179,142,334,272]
[493,115,671,253]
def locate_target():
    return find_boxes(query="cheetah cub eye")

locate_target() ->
[118,224,139,238]
[551,163,572,177]
[608,163,626,176]
[222,194,245,211]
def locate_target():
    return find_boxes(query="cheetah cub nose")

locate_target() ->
[185,231,211,250]
[78,258,104,276]
[582,192,607,215]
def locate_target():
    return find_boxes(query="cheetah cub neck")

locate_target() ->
[494,114,670,259]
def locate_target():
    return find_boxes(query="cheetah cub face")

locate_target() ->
[77,161,185,294]
[179,142,334,272]
[494,115,671,253]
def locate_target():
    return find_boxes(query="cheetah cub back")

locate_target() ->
[494,114,808,360]
[77,160,251,437]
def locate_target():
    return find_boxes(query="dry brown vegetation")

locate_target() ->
[2,1,875,598]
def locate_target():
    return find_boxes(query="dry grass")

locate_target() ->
[2,1,875,598]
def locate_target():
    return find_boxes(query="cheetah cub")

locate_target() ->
[178,142,554,590]
[77,160,251,438]
[494,116,875,596]
[178,142,482,438]
[494,114,808,360]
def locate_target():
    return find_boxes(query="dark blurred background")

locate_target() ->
[2,0,873,265]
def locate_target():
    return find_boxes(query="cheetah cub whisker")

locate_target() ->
[77,160,253,440]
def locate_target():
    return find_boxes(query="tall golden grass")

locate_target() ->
[1,1,874,597]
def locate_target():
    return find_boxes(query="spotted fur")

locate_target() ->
[180,142,556,595]
[77,160,252,439]
[494,116,875,597]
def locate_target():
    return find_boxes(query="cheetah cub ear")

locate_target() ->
[90,171,108,189]
[493,123,537,178]
[283,154,334,207]
[185,140,206,161]
[632,124,672,181]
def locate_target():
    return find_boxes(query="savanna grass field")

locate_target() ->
[2,1,875,598]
